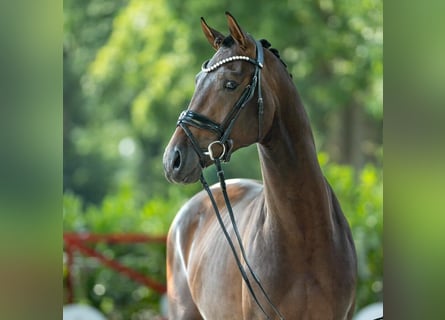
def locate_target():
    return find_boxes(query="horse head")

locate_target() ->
[163,12,276,184]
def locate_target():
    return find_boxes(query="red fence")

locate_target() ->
[63,233,167,303]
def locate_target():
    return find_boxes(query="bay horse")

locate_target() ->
[163,12,357,319]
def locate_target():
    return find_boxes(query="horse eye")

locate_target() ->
[224,80,238,90]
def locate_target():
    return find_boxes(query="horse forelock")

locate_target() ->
[221,35,235,48]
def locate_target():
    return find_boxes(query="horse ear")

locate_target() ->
[201,17,225,51]
[225,11,247,50]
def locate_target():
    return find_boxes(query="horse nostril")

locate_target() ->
[173,150,181,169]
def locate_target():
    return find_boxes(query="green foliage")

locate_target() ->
[320,153,383,310]
[64,0,382,316]
[63,186,189,318]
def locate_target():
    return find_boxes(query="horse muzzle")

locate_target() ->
[163,139,203,184]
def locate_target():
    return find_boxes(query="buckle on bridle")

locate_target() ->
[204,141,226,160]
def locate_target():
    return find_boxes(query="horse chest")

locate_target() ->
[187,222,291,314]
[186,214,352,318]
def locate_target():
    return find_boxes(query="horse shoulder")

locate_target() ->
[167,189,211,272]
[167,188,218,319]
[166,179,263,318]
[168,178,263,255]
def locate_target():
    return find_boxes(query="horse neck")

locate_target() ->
[258,81,334,235]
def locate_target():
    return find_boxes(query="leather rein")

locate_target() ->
[176,39,284,320]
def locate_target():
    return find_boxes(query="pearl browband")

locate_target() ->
[201,55,263,73]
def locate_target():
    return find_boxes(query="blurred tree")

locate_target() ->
[64,0,130,204]
[64,0,382,205]
[63,0,382,316]
[84,0,197,199]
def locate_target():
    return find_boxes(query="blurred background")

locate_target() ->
[63,0,382,318]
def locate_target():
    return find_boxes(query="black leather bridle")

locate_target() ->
[175,39,284,320]
[177,39,265,166]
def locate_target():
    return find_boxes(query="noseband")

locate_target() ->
[177,39,264,165]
